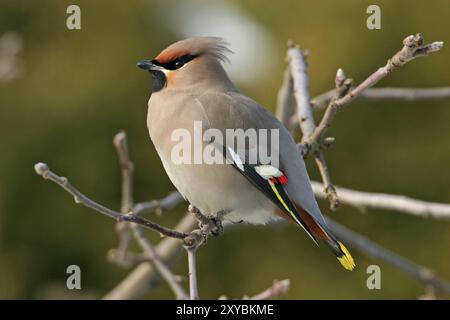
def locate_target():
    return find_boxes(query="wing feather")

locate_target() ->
[222,146,319,245]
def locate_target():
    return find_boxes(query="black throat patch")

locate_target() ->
[151,70,166,92]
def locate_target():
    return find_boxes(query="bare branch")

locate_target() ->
[125,185,450,221]
[186,246,199,300]
[308,34,443,147]
[312,181,450,219]
[131,224,188,300]
[311,87,450,111]
[134,191,184,216]
[118,213,187,239]
[103,214,197,300]
[314,152,338,209]
[33,162,188,239]
[111,131,134,265]
[34,162,122,220]
[286,34,443,210]
[276,67,296,133]
[286,42,339,209]
[110,221,133,267]
[182,205,226,300]
[107,249,151,267]
[113,131,189,300]
[247,279,291,300]
[113,131,134,213]
[326,217,450,294]
[287,42,315,140]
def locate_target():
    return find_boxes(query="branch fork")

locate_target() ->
[287,34,443,209]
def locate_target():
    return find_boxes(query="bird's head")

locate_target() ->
[137,37,233,93]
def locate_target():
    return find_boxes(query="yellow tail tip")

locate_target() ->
[337,241,356,271]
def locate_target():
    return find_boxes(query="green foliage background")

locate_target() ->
[0,0,449,299]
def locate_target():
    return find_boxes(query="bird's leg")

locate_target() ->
[209,211,224,236]
[188,204,209,228]
[188,205,224,241]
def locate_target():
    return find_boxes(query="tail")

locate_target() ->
[293,203,356,271]
[324,239,356,271]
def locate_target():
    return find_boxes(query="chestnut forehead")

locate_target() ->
[155,49,192,64]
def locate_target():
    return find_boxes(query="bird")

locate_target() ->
[137,37,355,271]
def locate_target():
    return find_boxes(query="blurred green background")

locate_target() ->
[1,0,449,299]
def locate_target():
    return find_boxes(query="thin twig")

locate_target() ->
[276,67,297,133]
[119,209,188,239]
[114,131,134,213]
[311,181,450,219]
[308,34,443,148]
[103,214,197,300]
[287,42,339,209]
[219,279,291,300]
[314,151,338,209]
[34,162,121,219]
[247,279,291,300]
[131,224,188,300]
[287,42,315,140]
[110,222,134,266]
[326,217,450,294]
[311,86,450,111]
[111,131,134,265]
[134,191,184,216]
[113,131,189,300]
[287,34,443,209]
[33,162,188,239]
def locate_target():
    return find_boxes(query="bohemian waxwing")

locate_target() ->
[137,37,355,270]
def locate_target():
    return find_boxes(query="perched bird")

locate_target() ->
[137,37,355,270]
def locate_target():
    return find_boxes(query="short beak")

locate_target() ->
[137,60,161,71]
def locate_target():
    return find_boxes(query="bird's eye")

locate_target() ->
[173,60,184,69]
[161,54,197,70]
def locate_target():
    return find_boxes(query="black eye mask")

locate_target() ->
[151,54,198,70]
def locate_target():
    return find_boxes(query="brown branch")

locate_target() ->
[326,217,450,294]
[118,213,188,239]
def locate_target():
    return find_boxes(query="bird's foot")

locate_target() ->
[209,211,225,236]
[188,205,225,241]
